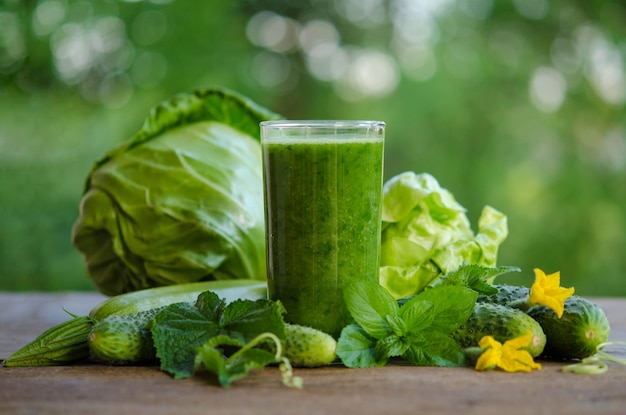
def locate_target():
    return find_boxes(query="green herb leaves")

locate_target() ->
[151,291,290,387]
[336,282,477,368]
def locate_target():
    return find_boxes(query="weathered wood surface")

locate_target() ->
[1,293,625,415]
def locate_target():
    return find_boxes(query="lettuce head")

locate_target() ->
[379,171,509,299]
[72,88,280,295]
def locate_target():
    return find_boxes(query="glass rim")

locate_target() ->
[260,120,385,129]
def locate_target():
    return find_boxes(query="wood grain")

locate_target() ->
[1,293,625,415]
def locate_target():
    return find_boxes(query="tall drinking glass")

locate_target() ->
[260,120,385,338]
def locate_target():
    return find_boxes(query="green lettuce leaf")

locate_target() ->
[72,88,280,295]
[379,172,509,299]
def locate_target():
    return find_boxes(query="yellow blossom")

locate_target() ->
[529,268,575,318]
[475,332,542,373]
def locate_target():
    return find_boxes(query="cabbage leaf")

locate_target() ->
[72,88,280,295]
[379,172,509,299]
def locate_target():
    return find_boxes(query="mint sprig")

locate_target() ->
[194,334,280,387]
[428,264,521,294]
[150,291,293,387]
[336,282,477,368]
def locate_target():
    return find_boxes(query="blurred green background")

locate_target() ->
[1,0,624,295]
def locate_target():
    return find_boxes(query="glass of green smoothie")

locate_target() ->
[260,120,385,338]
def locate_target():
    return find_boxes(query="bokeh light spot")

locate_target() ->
[251,51,292,87]
[0,12,26,74]
[33,0,67,37]
[512,0,549,20]
[529,66,566,113]
[131,51,167,88]
[131,10,167,46]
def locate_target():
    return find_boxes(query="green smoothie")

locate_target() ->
[262,135,384,338]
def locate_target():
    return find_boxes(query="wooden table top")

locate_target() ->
[1,292,625,415]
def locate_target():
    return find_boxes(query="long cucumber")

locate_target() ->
[3,315,94,367]
[89,279,267,320]
[3,280,268,367]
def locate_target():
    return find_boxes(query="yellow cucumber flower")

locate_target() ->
[529,268,575,318]
[475,332,542,373]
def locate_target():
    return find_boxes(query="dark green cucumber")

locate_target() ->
[453,302,546,357]
[527,295,611,360]
[3,316,94,367]
[477,284,530,311]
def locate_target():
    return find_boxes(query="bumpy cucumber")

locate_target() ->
[477,284,530,312]
[453,302,546,357]
[527,295,611,360]
[3,316,94,367]
[283,324,337,367]
[88,308,164,364]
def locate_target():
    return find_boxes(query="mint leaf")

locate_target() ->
[222,299,286,342]
[430,265,521,294]
[403,331,465,367]
[194,290,225,321]
[152,292,286,382]
[403,285,476,334]
[343,281,398,339]
[195,342,277,388]
[336,324,386,368]
[152,301,221,378]
[384,314,407,337]
[399,299,435,334]
[194,344,225,379]
[374,334,409,361]
[221,348,277,387]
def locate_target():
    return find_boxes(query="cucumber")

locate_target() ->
[4,280,267,367]
[453,302,546,357]
[3,316,94,367]
[477,284,530,312]
[88,308,164,364]
[283,324,337,368]
[89,279,267,320]
[527,295,611,360]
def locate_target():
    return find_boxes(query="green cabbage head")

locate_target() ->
[72,88,280,295]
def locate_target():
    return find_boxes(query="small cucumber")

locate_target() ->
[477,284,530,312]
[283,324,337,368]
[527,295,611,360]
[3,316,94,367]
[88,307,164,364]
[453,302,546,357]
